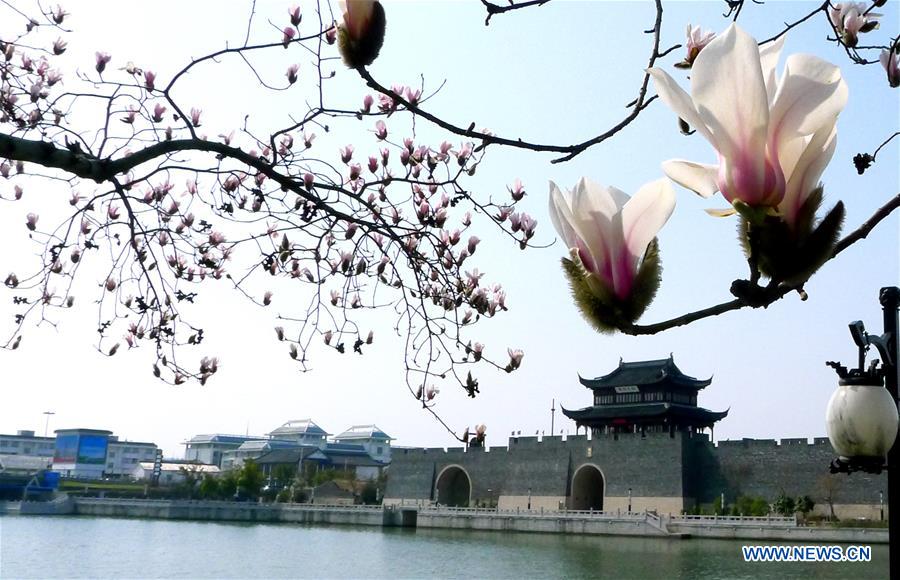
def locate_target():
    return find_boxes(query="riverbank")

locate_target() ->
[0,498,887,543]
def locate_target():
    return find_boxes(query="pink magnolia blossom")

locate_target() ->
[507,348,524,370]
[143,70,156,91]
[303,173,315,190]
[95,52,112,73]
[325,24,337,45]
[677,24,715,68]
[52,38,67,55]
[549,177,674,301]
[107,205,120,220]
[362,94,374,112]
[0,162,9,178]
[288,5,302,26]
[190,108,202,127]
[508,178,525,201]
[425,385,439,401]
[649,25,847,224]
[405,87,421,106]
[25,213,38,231]
[882,47,900,88]
[105,278,117,292]
[340,145,354,163]
[52,5,68,24]
[263,291,273,306]
[45,70,62,86]
[286,63,299,84]
[208,231,226,246]
[282,26,296,48]
[340,1,378,40]
[152,103,166,123]
[13,185,23,200]
[829,3,880,48]
[368,156,379,173]
[375,120,387,140]
[467,235,481,255]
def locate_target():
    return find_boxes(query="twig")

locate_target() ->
[480,0,552,26]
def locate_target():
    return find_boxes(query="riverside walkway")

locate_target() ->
[0,498,886,543]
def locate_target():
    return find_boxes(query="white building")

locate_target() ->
[0,429,157,479]
[132,462,219,485]
[267,419,330,448]
[333,425,393,463]
[183,434,267,468]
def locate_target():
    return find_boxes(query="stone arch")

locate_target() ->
[570,463,605,511]
[435,464,471,507]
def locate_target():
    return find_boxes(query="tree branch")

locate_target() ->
[621,192,900,335]
[480,0,552,26]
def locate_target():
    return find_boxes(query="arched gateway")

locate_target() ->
[570,464,604,511]
[435,465,471,507]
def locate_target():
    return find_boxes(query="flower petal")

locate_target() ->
[768,53,848,150]
[621,178,675,263]
[690,24,769,168]
[759,35,786,105]
[662,160,719,198]
[704,207,737,217]
[647,68,714,144]
[548,181,579,250]
[780,121,837,226]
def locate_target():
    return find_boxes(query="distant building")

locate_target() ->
[187,420,392,479]
[183,434,267,468]
[334,425,394,462]
[267,419,330,447]
[311,480,355,505]
[0,428,157,479]
[132,461,220,485]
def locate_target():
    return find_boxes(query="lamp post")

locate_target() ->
[825,286,899,576]
[42,411,54,437]
[628,487,632,513]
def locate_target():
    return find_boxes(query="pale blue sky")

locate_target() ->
[1,1,897,458]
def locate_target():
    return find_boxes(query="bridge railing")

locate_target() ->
[669,514,797,526]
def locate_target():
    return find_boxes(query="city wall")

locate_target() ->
[385,433,887,519]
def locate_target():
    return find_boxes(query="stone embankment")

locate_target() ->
[0,498,887,543]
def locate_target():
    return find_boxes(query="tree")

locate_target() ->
[817,474,843,521]
[219,470,238,501]
[237,459,264,499]
[198,472,220,499]
[773,492,796,517]
[1,1,897,440]
[795,495,816,517]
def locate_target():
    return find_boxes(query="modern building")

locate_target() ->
[132,461,220,485]
[385,356,887,520]
[0,428,158,479]
[186,420,391,477]
[334,425,394,462]
[267,419,330,447]
[183,434,268,468]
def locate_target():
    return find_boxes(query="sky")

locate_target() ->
[1,0,898,459]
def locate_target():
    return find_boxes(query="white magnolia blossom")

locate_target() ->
[649,25,848,227]
[549,177,674,301]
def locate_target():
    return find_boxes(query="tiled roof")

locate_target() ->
[268,419,330,437]
[334,425,393,441]
[579,356,711,391]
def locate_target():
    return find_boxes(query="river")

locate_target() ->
[0,516,888,579]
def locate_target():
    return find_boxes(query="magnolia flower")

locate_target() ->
[829,3,880,48]
[550,177,675,330]
[143,70,156,91]
[375,120,387,140]
[95,52,112,73]
[25,213,38,231]
[337,0,386,67]
[340,145,354,163]
[508,178,526,201]
[282,26,296,48]
[649,25,847,223]
[507,348,524,371]
[882,47,900,88]
[152,103,166,123]
[288,5,302,26]
[676,24,715,69]
[52,38,67,55]
[286,63,299,84]
[190,108,202,127]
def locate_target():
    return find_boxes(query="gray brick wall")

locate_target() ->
[385,433,888,509]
